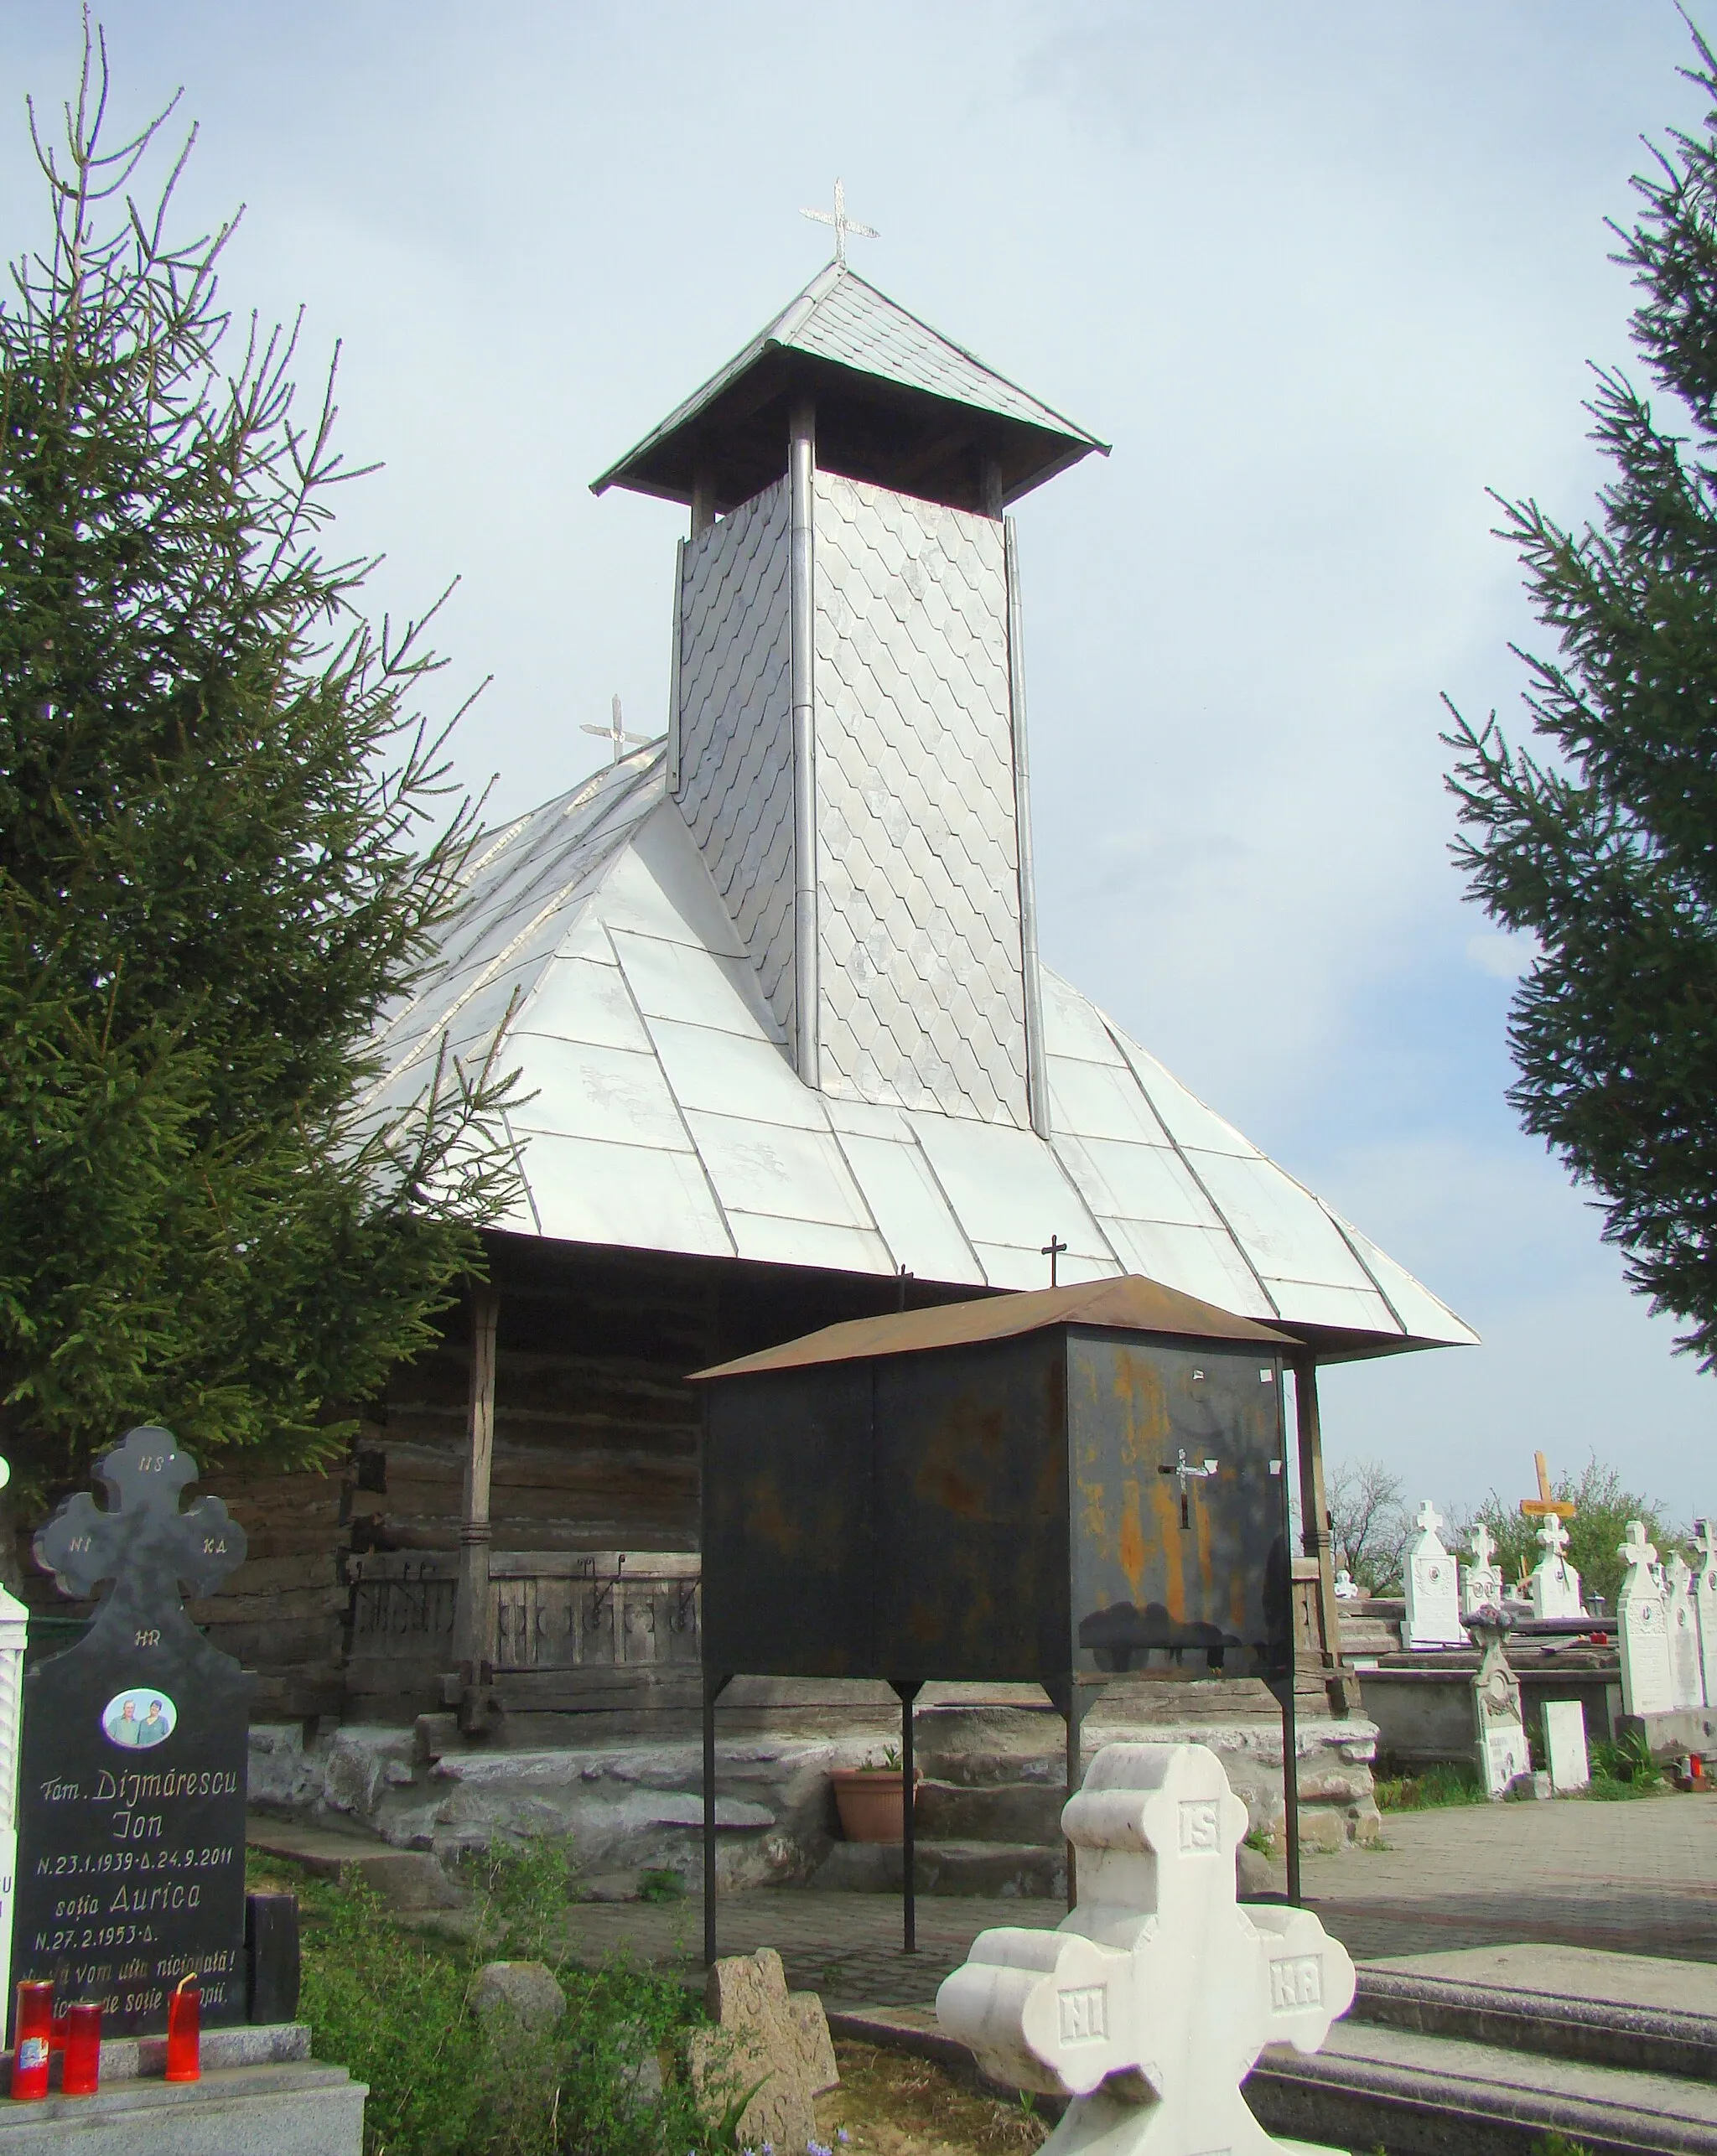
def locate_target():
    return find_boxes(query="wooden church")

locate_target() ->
[180,250,1475,1733]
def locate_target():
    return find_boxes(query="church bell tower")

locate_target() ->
[593,249,1106,1137]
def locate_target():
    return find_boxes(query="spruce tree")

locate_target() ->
[0,35,519,1496]
[1445,28,1717,1367]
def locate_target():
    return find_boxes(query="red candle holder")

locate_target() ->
[11,1981,53,2101]
[164,1973,200,2084]
[61,2003,102,2097]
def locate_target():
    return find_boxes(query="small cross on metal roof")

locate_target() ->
[801,179,879,268]
[582,693,651,766]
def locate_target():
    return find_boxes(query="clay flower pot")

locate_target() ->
[831,1765,922,1843]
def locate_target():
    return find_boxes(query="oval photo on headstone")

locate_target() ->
[101,1687,178,1750]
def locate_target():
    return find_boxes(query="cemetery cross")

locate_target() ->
[14,1427,252,2039]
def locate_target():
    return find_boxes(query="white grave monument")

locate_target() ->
[1528,1513,1585,1621]
[1403,1501,1465,1648]
[1332,1568,1361,1601]
[1616,1521,1675,1719]
[1461,1522,1506,1617]
[1693,1520,1717,1706]
[1665,1552,1706,1710]
[0,1457,26,2013]
[936,1742,1355,2156]
[1542,1699,1590,1793]
[1470,1626,1531,1796]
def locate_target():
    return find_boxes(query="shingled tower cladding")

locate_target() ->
[594,264,1109,1133]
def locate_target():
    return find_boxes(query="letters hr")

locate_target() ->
[937,1743,1355,2156]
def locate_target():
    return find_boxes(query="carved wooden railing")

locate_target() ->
[345,1551,701,1708]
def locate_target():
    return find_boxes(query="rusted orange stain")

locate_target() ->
[915,1400,1005,1518]
[1108,1349,1169,1467]
[1152,1476,1184,1621]
[746,1474,797,1557]
[1118,1480,1144,1603]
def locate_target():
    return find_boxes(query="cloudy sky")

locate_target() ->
[9,1,1714,1521]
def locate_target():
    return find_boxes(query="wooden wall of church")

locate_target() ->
[157,1232,956,1725]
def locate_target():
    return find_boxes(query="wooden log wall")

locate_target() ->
[13,1236,987,1728]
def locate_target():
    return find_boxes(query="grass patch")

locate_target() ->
[1372,1762,1485,1811]
[818,2039,1047,2156]
[246,1841,724,2156]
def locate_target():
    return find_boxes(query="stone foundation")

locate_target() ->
[248,1679,1379,1893]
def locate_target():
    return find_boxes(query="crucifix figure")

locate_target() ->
[938,1741,1355,2156]
[1159,1448,1220,1532]
[1042,1233,1068,1287]
[1469,1521,1496,1570]
[801,179,879,269]
[35,1426,246,1638]
[582,693,651,766]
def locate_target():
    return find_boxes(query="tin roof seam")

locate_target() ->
[1095,1007,1285,1327]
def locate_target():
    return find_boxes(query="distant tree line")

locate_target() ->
[1326,1454,1683,1613]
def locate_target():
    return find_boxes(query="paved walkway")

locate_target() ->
[563,1791,1717,2011]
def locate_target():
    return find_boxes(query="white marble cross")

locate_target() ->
[0,1459,28,2015]
[1693,1519,1717,1705]
[1471,1630,1530,1796]
[1616,1520,1674,1719]
[1403,1499,1465,1648]
[1462,1521,1505,1617]
[936,1742,1355,2156]
[1529,1511,1585,1621]
[1665,1552,1705,1709]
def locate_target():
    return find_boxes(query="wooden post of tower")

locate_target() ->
[1291,1350,1351,1714]
[450,1285,500,1731]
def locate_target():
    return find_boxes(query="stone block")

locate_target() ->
[0,2061,365,2154]
[471,1961,567,2031]
[687,1947,838,2150]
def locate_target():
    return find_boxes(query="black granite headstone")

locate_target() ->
[12,1426,250,2038]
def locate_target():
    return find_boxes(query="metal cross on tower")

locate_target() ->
[801,178,879,267]
[1041,1232,1067,1287]
[583,693,651,765]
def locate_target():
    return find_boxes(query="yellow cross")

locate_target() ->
[1518,1449,1576,1522]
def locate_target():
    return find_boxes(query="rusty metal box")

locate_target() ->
[696,1280,1291,1691]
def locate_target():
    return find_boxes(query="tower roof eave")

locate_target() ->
[591,263,1108,515]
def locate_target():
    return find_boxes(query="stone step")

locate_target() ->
[812,1838,1066,1898]
[913,1778,1065,1844]
[246,1811,464,1910]
[1351,1966,1717,2082]
[1247,2015,1717,2156]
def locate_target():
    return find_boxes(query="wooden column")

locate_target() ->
[1291,1350,1351,1713]
[452,1286,500,1700]
[690,469,717,538]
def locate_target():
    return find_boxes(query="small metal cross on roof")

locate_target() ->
[1041,1233,1067,1288]
[582,693,650,766]
[801,179,879,268]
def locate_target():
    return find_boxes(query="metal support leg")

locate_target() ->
[1046,1673,1092,1913]
[703,1671,732,1967]
[1270,1674,1302,1907]
[890,1681,923,1955]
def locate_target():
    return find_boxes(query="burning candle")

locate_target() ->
[61,2003,102,2096]
[164,1972,200,2084]
[11,1982,52,2100]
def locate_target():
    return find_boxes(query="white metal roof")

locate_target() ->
[366,751,1477,1355]
[590,264,1107,500]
